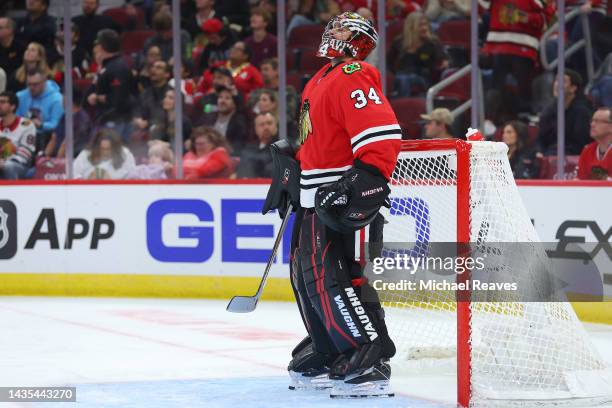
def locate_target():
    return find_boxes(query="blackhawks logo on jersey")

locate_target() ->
[298,99,313,144]
[342,62,362,75]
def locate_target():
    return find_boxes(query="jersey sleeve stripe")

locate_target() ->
[352,134,402,154]
[301,165,353,176]
[300,175,344,186]
[350,124,402,146]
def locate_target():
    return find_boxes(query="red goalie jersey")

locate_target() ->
[296,60,402,208]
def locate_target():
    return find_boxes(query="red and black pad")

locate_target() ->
[296,210,384,354]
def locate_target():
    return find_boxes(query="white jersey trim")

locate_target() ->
[352,134,402,154]
[486,31,540,50]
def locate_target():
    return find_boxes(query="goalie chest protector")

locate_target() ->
[296,60,402,208]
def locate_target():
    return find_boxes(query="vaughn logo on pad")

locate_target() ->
[0,200,17,259]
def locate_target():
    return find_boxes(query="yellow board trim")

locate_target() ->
[1,273,610,324]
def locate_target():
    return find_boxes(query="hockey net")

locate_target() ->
[379,139,612,407]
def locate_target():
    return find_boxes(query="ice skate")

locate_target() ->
[329,358,394,398]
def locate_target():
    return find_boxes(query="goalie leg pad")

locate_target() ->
[297,211,389,354]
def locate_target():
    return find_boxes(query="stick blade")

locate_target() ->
[226,295,259,313]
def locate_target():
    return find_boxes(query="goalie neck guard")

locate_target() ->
[317,12,378,61]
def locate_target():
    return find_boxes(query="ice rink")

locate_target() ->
[1,297,611,408]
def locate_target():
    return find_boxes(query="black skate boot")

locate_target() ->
[328,347,394,398]
[287,337,335,391]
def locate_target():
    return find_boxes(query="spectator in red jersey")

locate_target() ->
[502,120,541,179]
[481,0,555,122]
[244,8,277,68]
[47,23,90,85]
[223,41,264,99]
[388,12,447,97]
[183,126,234,179]
[577,107,612,180]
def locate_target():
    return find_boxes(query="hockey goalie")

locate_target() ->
[262,12,402,398]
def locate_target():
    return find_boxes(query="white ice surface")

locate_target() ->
[0,297,610,408]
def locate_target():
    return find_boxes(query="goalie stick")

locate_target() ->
[226,202,294,313]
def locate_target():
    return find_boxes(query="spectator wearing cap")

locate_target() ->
[421,108,454,139]
[198,18,233,72]
[0,17,26,92]
[196,86,248,155]
[143,11,191,62]
[538,69,593,155]
[86,29,135,141]
[193,66,243,123]
[577,107,612,180]
[183,0,217,40]
[72,0,121,53]
[47,23,90,84]
[16,0,56,55]
[236,112,278,178]
[224,41,264,99]
[244,8,277,69]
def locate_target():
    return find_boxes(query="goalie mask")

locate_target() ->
[317,12,378,61]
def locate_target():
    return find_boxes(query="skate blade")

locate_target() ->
[330,380,394,398]
[288,372,333,391]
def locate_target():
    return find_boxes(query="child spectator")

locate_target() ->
[502,120,541,179]
[388,12,447,97]
[577,107,612,180]
[183,126,234,179]
[127,140,175,179]
[73,128,136,179]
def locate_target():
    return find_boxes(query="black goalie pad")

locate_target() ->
[262,140,301,217]
[314,159,390,233]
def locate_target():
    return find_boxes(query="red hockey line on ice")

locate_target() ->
[0,303,285,371]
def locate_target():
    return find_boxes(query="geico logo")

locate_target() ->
[24,209,114,250]
[146,199,294,264]
[389,197,431,243]
[548,220,612,261]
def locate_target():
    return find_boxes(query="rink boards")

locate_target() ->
[0,180,610,323]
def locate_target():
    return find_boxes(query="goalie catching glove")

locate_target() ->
[314,159,390,233]
[262,140,301,217]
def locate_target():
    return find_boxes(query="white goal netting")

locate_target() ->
[379,140,612,406]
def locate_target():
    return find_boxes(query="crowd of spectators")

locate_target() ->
[0,0,609,181]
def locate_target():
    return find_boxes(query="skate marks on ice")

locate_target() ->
[24,377,447,408]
